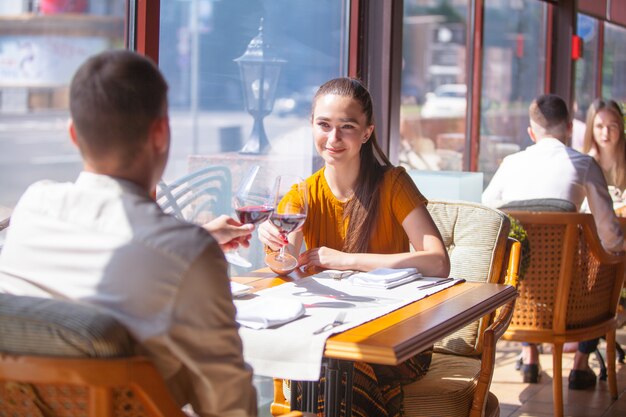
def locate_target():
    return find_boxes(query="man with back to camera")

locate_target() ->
[0,50,257,417]
[482,93,624,390]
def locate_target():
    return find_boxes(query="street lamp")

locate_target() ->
[234,19,285,154]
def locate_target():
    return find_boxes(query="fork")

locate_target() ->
[417,277,455,290]
[312,311,347,335]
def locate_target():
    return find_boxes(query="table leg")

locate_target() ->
[291,359,354,417]
[325,359,339,417]
[291,379,319,413]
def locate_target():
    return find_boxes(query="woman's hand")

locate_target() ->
[258,220,287,251]
[299,246,351,270]
[203,215,254,252]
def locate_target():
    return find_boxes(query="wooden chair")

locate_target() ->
[157,165,232,223]
[500,211,626,417]
[400,201,519,417]
[271,201,521,417]
[0,294,305,417]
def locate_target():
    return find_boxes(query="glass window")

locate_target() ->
[572,13,599,151]
[479,0,547,187]
[398,0,468,173]
[0,1,126,231]
[158,2,349,412]
[158,0,348,272]
[574,14,599,118]
[602,22,626,104]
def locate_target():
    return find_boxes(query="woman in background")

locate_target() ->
[259,77,450,417]
[583,99,626,193]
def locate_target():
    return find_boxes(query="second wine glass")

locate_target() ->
[225,165,275,268]
[265,175,308,274]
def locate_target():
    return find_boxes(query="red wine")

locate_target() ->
[270,213,307,234]
[236,206,273,225]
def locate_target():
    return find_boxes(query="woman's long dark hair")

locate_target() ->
[312,78,392,253]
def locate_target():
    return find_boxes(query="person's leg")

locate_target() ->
[522,342,539,364]
[574,339,599,370]
[521,343,541,383]
[569,338,599,390]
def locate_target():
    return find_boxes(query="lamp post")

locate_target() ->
[234,19,285,154]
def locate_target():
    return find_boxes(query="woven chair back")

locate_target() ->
[427,201,511,356]
[503,212,625,336]
[0,294,185,417]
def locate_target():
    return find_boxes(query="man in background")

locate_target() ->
[483,93,623,390]
[0,50,257,417]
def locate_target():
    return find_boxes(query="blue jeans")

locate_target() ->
[578,339,599,354]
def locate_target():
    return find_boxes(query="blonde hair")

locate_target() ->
[583,99,626,189]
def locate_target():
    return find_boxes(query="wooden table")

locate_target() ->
[233,270,517,416]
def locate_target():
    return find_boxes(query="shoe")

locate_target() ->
[522,364,541,383]
[568,369,597,390]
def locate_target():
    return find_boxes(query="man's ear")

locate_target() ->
[150,116,170,154]
[527,126,537,143]
[68,119,80,148]
[566,120,573,138]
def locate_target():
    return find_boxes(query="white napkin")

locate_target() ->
[236,297,306,329]
[230,281,253,297]
[348,267,421,289]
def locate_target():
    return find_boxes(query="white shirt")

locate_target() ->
[0,172,257,417]
[482,137,623,253]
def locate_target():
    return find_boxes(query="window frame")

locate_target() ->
[132,0,625,173]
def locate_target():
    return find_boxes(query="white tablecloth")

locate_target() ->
[235,274,463,381]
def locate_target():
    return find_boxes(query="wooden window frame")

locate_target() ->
[132,0,615,172]
[129,0,160,62]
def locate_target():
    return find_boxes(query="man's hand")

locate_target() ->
[203,215,254,252]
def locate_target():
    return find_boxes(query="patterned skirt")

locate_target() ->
[295,346,433,417]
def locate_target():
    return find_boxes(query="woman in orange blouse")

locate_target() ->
[260,77,449,277]
[259,77,450,417]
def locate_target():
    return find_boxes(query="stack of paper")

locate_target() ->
[348,267,421,289]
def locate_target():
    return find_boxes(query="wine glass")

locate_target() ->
[224,165,275,268]
[265,175,308,274]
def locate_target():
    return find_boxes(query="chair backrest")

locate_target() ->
[426,200,511,356]
[498,198,577,213]
[0,294,185,417]
[502,211,625,335]
[157,165,232,223]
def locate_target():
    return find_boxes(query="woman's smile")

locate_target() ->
[312,94,373,165]
[325,146,346,153]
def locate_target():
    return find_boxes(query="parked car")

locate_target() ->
[420,84,467,118]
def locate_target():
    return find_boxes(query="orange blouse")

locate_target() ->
[286,166,427,253]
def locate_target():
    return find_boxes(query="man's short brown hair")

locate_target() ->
[69,50,168,166]
[528,94,570,139]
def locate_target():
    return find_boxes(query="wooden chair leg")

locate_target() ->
[271,378,292,416]
[607,330,618,399]
[552,343,564,417]
[89,386,112,417]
